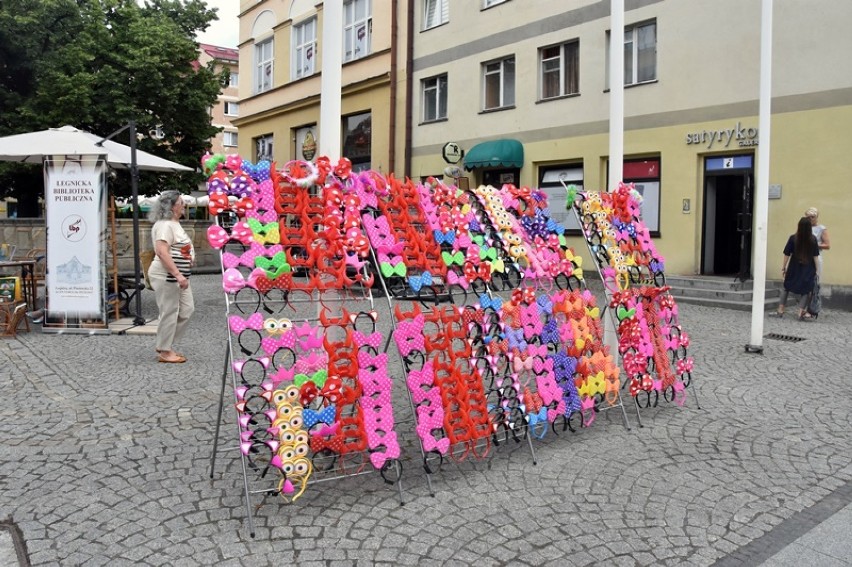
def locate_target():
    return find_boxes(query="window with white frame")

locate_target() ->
[423,0,448,30]
[292,18,317,80]
[607,20,656,87]
[482,56,515,111]
[255,134,273,161]
[422,74,448,122]
[224,131,238,147]
[229,71,238,88]
[224,101,239,116]
[254,38,274,94]
[344,0,371,62]
[540,40,579,100]
[539,165,583,233]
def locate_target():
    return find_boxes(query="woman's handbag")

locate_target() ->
[807,275,822,318]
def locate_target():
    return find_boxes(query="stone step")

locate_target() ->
[671,294,779,311]
[668,285,781,302]
[664,275,750,290]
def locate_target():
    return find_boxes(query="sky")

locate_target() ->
[195,0,240,48]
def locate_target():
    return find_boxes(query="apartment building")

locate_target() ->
[410,0,851,286]
[234,0,401,173]
[198,43,240,155]
[236,0,852,288]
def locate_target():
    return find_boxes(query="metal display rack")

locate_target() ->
[207,163,406,537]
[568,185,700,425]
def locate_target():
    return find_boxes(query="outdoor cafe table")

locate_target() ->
[0,259,37,311]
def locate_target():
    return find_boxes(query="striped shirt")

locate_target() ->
[150,221,194,282]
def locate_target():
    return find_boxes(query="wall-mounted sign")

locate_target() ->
[295,126,317,161]
[442,142,463,164]
[685,122,758,149]
[768,184,782,199]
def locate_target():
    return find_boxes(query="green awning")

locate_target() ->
[463,139,524,170]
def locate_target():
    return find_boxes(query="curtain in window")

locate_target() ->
[637,24,656,82]
[564,42,579,95]
[503,58,515,107]
[541,46,560,99]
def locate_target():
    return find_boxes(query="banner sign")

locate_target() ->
[44,156,107,318]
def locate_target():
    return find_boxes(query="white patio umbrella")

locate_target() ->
[0,125,192,172]
[0,124,193,328]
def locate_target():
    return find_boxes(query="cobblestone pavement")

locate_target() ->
[0,274,850,566]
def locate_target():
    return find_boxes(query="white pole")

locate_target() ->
[605,0,625,356]
[319,1,343,161]
[609,0,624,191]
[747,0,773,353]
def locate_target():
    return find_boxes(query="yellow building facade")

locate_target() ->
[235,0,850,292]
[234,0,399,174]
[408,0,852,289]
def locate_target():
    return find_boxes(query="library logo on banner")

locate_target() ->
[62,214,86,242]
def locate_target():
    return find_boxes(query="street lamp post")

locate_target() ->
[98,120,145,326]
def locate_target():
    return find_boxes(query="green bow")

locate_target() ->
[480,247,497,261]
[246,219,280,244]
[442,250,464,266]
[294,369,328,388]
[255,251,292,279]
[380,261,407,278]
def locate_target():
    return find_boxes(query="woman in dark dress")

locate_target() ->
[775,216,820,320]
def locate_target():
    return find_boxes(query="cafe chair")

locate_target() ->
[25,248,46,287]
[1,302,30,337]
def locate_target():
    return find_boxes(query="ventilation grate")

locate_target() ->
[765,333,806,343]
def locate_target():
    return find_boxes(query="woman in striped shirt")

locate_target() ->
[148,190,195,363]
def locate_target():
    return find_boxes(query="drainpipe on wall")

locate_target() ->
[388,0,398,174]
[403,0,414,179]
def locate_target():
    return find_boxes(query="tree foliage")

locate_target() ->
[0,0,227,215]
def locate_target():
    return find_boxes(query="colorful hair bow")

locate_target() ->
[229,312,264,334]
[408,271,433,292]
[479,294,502,311]
[303,405,337,429]
[246,218,280,245]
[294,369,328,389]
[381,261,408,278]
[222,267,265,293]
[433,230,456,246]
[442,250,465,266]
[446,270,469,289]
[353,330,383,350]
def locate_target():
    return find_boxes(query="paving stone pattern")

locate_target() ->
[0,274,850,566]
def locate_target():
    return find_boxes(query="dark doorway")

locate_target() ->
[701,155,754,278]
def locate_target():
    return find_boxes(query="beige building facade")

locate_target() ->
[409,0,851,288]
[198,43,240,155]
[235,0,851,291]
[234,0,401,173]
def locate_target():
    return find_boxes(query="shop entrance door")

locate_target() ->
[701,155,754,279]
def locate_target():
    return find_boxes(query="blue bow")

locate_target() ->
[408,271,433,292]
[536,294,553,315]
[505,328,527,350]
[433,230,456,246]
[479,294,502,311]
[541,319,559,344]
[303,405,337,429]
[482,332,505,345]
[546,219,565,234]
[527,407,548,439]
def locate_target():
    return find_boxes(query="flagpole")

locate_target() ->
[604,0,625,358]
[746,0,773,353]
[319,1,343,161]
